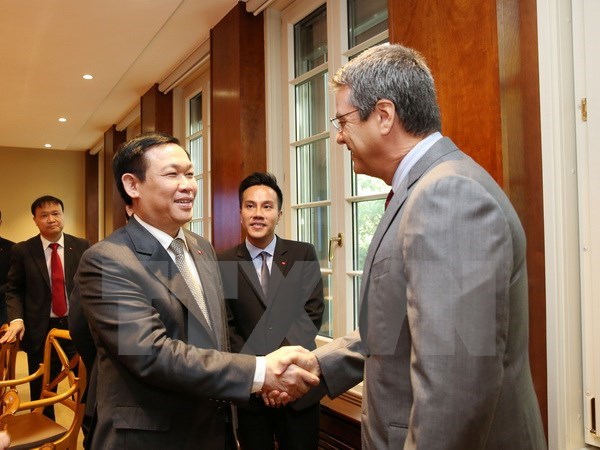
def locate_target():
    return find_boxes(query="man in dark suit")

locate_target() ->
[218,172,324,450]
[69,132,319,450]
[290,43,546,449]
[0,210,15,325]
[0,196,90,419]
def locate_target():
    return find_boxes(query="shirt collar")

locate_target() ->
[245,235,277,260]
[134,214,186,252]
[40,233,64,250]
[391,131,443,193]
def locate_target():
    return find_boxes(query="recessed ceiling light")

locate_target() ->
[44,144,52,148]
[58,117,67,123]
[82,74,94,80]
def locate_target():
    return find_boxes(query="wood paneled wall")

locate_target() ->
[388,0,547,433]
[141,83,173,135]
[84,151,99,243]
[103,125,127,236]
[210,2,266,253]
[497,1,547,432]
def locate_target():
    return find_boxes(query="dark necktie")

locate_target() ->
[384,189,394,210]
[169,238,212,330]
[49,243,67,317]
[260,251,270,297]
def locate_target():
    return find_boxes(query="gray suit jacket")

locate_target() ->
[315,138,546,449]
[71,218,256,449]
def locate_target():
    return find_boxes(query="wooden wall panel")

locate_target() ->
[389,0,547,434]
[141,83,173,135]
[497,0,547,433]
[84,151,99,244]
[103,125,127,236]
[210,2,266,252]
[389,0,502,183]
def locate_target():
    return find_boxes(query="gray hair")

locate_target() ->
[330,43,441,136]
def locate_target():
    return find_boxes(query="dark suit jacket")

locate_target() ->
[218,237,324,356]
[5,233,89,354]
[70,217,256,450]
[0,236,15,324]
[314,138,546,449]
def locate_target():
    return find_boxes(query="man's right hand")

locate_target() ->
[0,320,25,343]
[262,346,320,405]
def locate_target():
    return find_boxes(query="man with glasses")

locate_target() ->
[290,43,546,449]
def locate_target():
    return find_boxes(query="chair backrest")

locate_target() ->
[38,328,87,411]
[0,328,87,450]
[0,324,19,396]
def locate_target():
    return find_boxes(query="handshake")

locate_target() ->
[261,346,321,408]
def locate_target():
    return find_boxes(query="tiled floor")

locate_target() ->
[13,350,85,449]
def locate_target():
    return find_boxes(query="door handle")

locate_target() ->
[328,232,343,262]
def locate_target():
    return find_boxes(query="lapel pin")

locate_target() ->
[197,250,203,255]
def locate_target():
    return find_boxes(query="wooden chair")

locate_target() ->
[0,324,20,398]
[0,328,87,450]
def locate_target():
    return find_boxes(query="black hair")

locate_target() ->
[31,196,64,216]
[238,172,283,210]
[112,132,181,205]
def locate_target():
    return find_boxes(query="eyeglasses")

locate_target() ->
[329,109,359,131]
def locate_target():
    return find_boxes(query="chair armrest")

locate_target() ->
[0,365,44,389]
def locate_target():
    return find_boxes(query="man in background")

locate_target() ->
[69,132,318,449]
[219,172,324,450]
[0,210,15,325]
[1,196,90,419]
[291,43,546,449]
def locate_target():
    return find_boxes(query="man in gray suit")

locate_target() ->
[287,44,546,449]
[69,132,318,449]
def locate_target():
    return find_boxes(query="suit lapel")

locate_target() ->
[63,234,79,295]
[358,138,459,332]
[126,219,218,347]
[236,245,267,306]
[29,236,50,289]
[185,232,223,348]
[268,239,288,303]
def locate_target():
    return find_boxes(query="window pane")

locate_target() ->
[193,178,203,219]
[352,275,361,329]
[294,5,327,77]
[320,274,333,337]
[296,140,329,203]
[189,93,203,135]
[351,168,388,196]
[347,0,388,47]
[295,72,328,140]
[352,199,384,270]
[190,136,203,173]
[297,205,330,268]
[190,220,203,236]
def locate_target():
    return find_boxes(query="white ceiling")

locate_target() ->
[0,0,241,152]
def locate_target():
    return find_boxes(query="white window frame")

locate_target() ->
[179,71,212,240]
[268,0,388,349]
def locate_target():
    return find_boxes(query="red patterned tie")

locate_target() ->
[384,189,394,210]
[50,243,67,317]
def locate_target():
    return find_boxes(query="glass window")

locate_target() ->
[184,79,211,239]
[348,0,389,47]
[294,6,328,77]
[281,0,389,339]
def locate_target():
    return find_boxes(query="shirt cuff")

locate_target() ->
[252,356,266,393]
